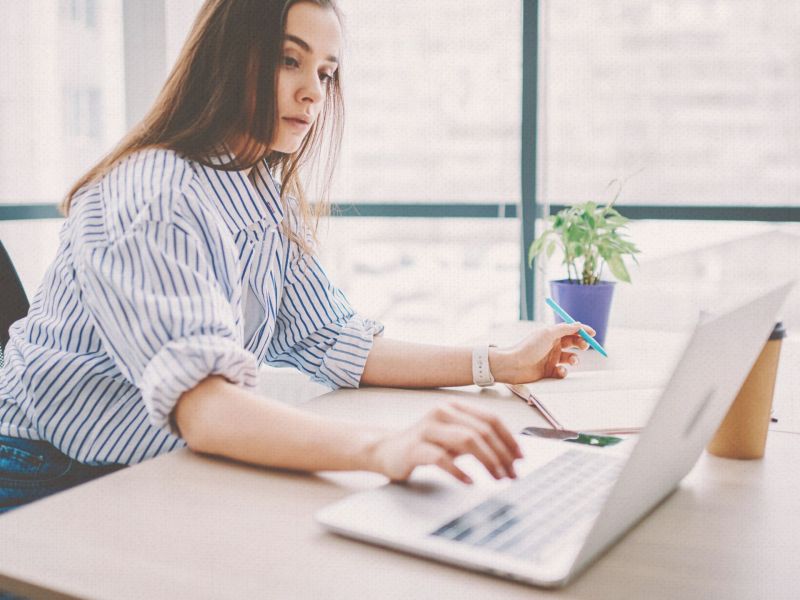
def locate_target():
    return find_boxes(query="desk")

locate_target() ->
[0,328,798,600]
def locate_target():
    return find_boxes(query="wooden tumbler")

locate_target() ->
[707,322,785,459]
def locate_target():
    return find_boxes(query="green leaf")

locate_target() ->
[606,254,631,283]
[605,215,628,227]
[564,224,579,244]
[530,235,546,255]
[546,240,557,258]
[569,242,584,258]
[527,242,538,267]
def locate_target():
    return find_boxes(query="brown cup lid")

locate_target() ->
[770,322,786,341]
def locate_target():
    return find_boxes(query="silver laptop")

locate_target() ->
[316,282,794,587]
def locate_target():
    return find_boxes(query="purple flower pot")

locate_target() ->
[549,279,616,347]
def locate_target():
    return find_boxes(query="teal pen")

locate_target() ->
[544,297,608,357]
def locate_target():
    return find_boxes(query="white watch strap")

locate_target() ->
[472,345,496,387]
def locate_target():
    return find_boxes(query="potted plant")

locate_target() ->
[527,195,640,346]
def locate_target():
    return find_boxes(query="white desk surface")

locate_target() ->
[0,327,798,600]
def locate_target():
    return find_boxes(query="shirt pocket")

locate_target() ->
[244,218,282,244]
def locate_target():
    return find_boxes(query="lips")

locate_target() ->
[283,116,311,125]
[281,116,311,135]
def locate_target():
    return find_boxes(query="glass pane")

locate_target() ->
[318,218,520,344]
[0,220,63,297]
[158,0,523,205]
[331,0,522,204]
[165,0,204,68]
[0,0,125,204]
[540,0,800,206]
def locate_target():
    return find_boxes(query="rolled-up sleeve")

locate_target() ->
[265,252,383,389]
[75,218,259,433]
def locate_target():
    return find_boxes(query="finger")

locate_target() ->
[554,322,596,340]
[553,322,582,338]
[545,346,568,377]
[451,402,523,459]
[559,351,579,366]
[545,344,563,379]
[561,334,589,350]
[424,423,506,479]
[447,402,523,466]
[433,449,473,484]
[445,406,518,477]
[409,442,473,484]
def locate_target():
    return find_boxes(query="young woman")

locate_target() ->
[0,0,592,514]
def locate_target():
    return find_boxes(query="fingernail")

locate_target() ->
[464,475,473,485]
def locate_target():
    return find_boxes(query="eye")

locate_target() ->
[319,72,334,84]
[282,56,299,68]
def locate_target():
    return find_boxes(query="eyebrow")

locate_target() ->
[283,34,338,64]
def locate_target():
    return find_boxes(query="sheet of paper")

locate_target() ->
[526,368,669,394]
[528,387,664,432]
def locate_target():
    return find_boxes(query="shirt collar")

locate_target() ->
[193,146,285,233]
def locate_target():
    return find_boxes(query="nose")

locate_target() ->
[297,70,324,106]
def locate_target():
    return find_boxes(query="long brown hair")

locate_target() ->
[61,0,344,252]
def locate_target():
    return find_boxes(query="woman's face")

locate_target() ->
[271,2,341,153]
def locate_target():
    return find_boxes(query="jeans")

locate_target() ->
[0,435,125,515]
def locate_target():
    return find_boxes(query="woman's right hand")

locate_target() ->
[368,402,523,484]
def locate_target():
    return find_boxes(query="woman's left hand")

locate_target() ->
[490,322,596,384]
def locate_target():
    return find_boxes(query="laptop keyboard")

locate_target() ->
[430,449,624,560]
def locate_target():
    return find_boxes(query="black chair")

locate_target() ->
[1,240,29,352]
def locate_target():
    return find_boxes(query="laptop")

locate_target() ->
[316,281,794,587]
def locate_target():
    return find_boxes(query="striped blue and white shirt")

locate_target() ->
[0,147,383,465]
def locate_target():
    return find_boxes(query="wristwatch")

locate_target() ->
[472,344,497,387]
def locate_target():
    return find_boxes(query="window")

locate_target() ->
[295,0,522,337]
[318,218,520,343]
[332,0,522,204]
[539,0,800,206]
[5,1,797,336]
[0,0,124,298]
[536,0,800,329]
[0,0,125,203]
